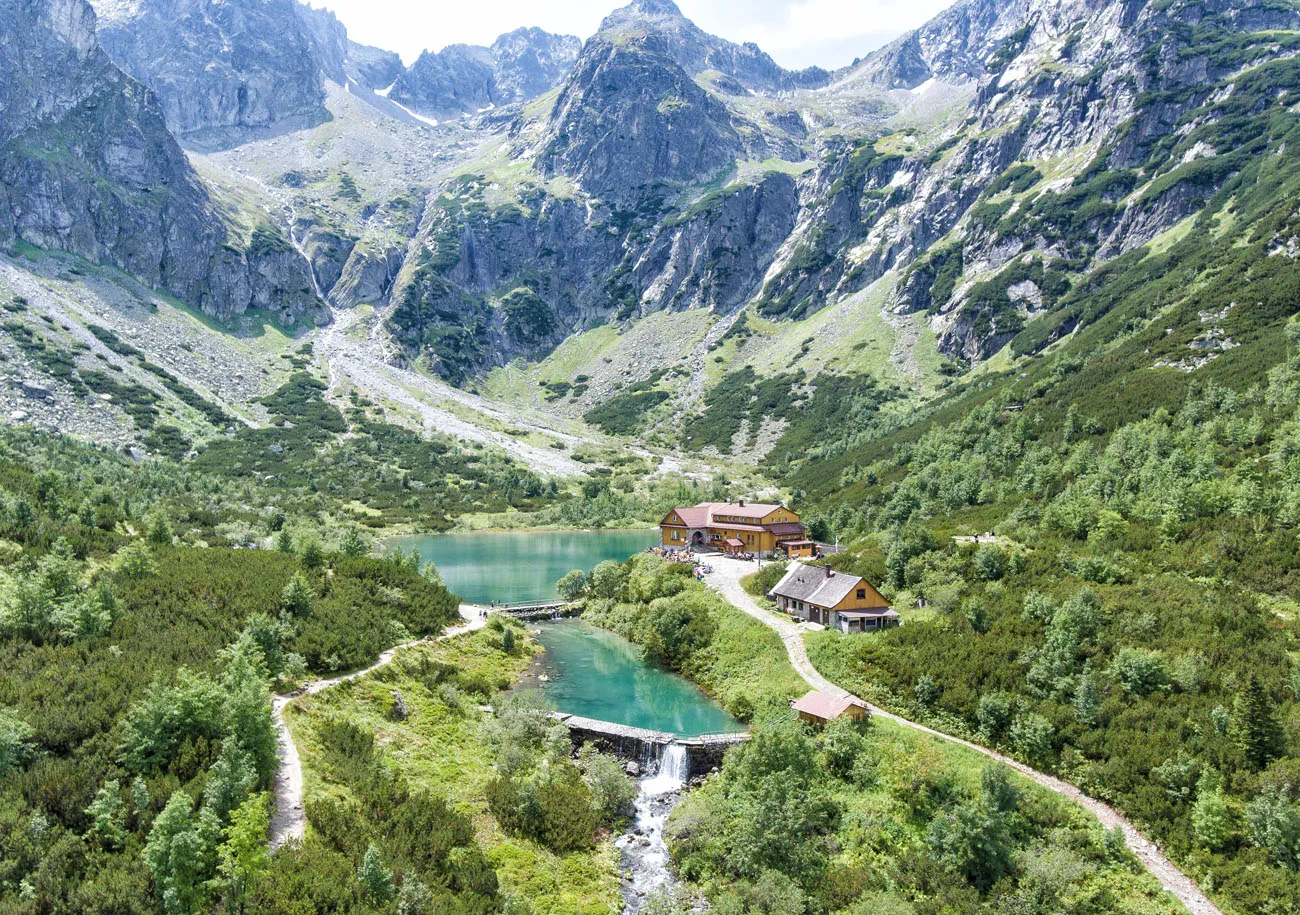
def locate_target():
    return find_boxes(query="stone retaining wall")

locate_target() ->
[554,713,749,779]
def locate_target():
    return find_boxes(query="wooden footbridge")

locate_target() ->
[491,600,580,621]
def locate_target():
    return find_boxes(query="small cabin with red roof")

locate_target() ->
[659,500,806,557]
[791,690,869,726]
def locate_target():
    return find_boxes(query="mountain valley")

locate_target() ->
[3,0,1300,913]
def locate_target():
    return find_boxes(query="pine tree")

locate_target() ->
[1192,771,1233,852]
[339,526,368,558]
[300,539,325,570]
[358,843,394,903]
[147,514,173,546]
[131,776,151,827]
[86,780,126,851]
[1235,675,1282,770]
[221,643,277,789]
[145,792,220,915]
[280,573,314,618]
[1073,670,1101,726]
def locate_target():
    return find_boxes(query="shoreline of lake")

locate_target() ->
[387,528,661,605]
[524,618,745,738]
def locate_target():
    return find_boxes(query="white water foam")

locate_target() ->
[618,742,689,912]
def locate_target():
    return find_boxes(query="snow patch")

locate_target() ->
[386,98,439,127]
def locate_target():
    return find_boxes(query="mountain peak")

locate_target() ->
[598,0,826,93]
[622,0,684,18]
[389,26,579,119]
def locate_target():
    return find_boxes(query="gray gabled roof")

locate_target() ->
[771,562,871,610]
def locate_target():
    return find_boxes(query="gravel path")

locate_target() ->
[315,305,698,480]
[705,556,1221,915]
[269,603,488,850]
[314,306,597,477]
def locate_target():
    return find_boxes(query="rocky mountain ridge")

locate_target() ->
[91,0,330,149]
[10,0,1300,420]
[388,28,581,120]
[597,0,829,94]
[1,0,324,325]
[797,0,1300,359]
[386,0,1300,382]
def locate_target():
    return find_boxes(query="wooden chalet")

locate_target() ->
[791,690,868,726]
[770,562,898,633]
[659,500,806,558]
[781,540,818,559]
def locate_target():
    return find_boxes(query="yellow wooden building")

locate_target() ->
[770,562,898,633]
[659,500,806,557]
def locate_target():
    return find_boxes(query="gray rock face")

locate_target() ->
[751,0,1300,363]
[390,44,496,118]
[91,0,328,149]
[346,40,404,91]
[490,28,583,103]
[0,0,325,324]
[536,33,744,199]
[290,3,403,91]
[387,27,580,120]
[598,0,828,93]
[836,0,1020,90]
[386,168,798,381]
[293,2,348,84]
[330,195,424,307]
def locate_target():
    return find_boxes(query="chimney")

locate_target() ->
[824,565,832,578]
[739,499,745,507]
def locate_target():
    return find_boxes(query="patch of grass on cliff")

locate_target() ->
[583,370,671,435]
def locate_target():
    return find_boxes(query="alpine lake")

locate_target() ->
[389,529,743,737]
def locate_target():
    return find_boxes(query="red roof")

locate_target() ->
[724,538,745,547]
[668,505,713,527]
[790,690,867,721]
[662,503,804,533]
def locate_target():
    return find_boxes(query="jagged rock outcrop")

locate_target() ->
[346,40,404,91]
[836,0,1012,91]
[388,28,580,120]
[535,33,746,199]
[0,0,324,324]
[386,167,798,381]
[598,0,828,93]
[292,3,403,91]
[489,28,584,104]
[330,195,424,307]
[293,2,348,84]
[91,0,328,149]
[753,0,1300,361]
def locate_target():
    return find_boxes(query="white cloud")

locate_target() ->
[310,0,957,70]
[692,0,956,69]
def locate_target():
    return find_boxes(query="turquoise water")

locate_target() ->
[531,619,744,737]
[389,529,659,605]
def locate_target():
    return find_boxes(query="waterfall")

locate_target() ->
[618,742,689,912]
[644,742,688,793]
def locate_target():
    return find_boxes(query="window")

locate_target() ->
[856,589,866,600]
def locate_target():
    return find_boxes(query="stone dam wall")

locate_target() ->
[555,713,749,779]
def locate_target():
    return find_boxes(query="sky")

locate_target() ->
[311,0,957,70]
